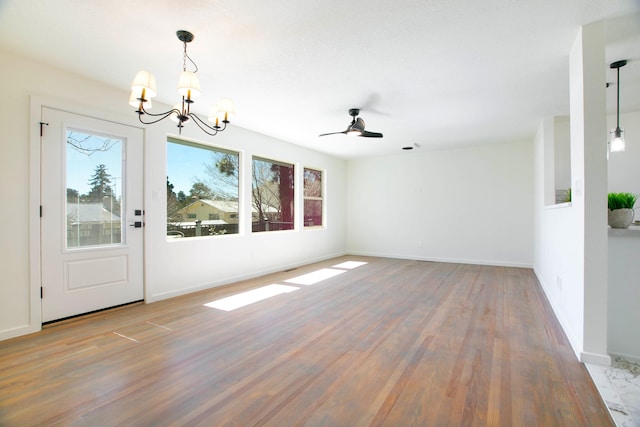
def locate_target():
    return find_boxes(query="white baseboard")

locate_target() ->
[0,324,41,342]
[608,352,640,364]
[581,351,612,366]
[346,250,533,269]
[533,268,583,361]
[147,251,347,303]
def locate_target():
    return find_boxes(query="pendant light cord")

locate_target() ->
[616,65,620,130]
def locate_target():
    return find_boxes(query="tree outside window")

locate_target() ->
[252,157,294,232]
[304,168,323,227]
[166,138,240,238]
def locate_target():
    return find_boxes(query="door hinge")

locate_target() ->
[40,287,43,299]
[39,122,49,137]
[40,205,43,217]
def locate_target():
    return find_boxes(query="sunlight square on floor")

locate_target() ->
[284,268,346,286]
[204,284,299,311]
[332,261,368,269]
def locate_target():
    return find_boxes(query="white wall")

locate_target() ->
[606,110,640,359]
[578,23,609,364]
[534,23,610,364]
[608,230,640,360]
[534,118,585,356]
[145,123,348,302]
[0,49,348,340]
[346,142,534,267]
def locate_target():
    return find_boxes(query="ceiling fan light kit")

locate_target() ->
[609,59,627,153]
[319,108,383,138]
[129,30,235,137]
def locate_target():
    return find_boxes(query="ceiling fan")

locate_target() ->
[319,108,383,138]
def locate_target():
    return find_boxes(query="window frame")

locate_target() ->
[166,137,241,239]
[303,167,324,228]
[251,155,295,233]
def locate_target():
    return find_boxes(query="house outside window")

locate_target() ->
[167,138,240,238]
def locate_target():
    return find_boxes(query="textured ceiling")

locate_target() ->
[0,0,639,158]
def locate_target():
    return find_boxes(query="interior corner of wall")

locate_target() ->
[533,269,584,361]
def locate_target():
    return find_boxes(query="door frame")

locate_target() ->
[28,96,147,333]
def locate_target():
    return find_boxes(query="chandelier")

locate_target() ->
[129,30,234,136]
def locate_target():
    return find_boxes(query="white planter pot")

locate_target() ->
[608,208,634,229]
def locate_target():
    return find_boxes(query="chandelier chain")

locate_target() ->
[183,41,198,74]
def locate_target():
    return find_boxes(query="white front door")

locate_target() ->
[40,107,144,322]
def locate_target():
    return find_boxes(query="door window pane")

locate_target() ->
[167,138,240,238]
[252,157,294,232]
[66,130,123,248]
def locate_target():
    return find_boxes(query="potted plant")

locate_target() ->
[608,192,638,229]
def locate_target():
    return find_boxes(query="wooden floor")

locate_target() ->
[0,257,612,426]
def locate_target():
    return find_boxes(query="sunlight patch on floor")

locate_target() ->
[284,268,346,285]
[204,284,299,311]
[332,261,368,269]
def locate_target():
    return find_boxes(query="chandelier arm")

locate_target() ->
[139,104,182,118]
[188,112,222,136]
[137,109,180,125]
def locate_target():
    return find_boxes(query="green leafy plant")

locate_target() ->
[608,192,638,210]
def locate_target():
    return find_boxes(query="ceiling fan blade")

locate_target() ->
[351,117,366,132]
[319,130,347,137]
[359,130,383,138]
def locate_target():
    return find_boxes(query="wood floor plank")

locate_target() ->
[0,256,613,426]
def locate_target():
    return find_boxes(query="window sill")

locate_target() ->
[544,202,572,210]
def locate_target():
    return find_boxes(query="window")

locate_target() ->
[252,156,294,232]
[167,138,240,238]
[553,117,571,204]
[65,130,123,248]
[304,168,323,227]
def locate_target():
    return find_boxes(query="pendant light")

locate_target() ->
[609,60,627,153]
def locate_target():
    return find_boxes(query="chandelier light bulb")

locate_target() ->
[129,90,152,110]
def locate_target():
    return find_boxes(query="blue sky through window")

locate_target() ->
[66,131,122,198]
[167,140,238,199]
